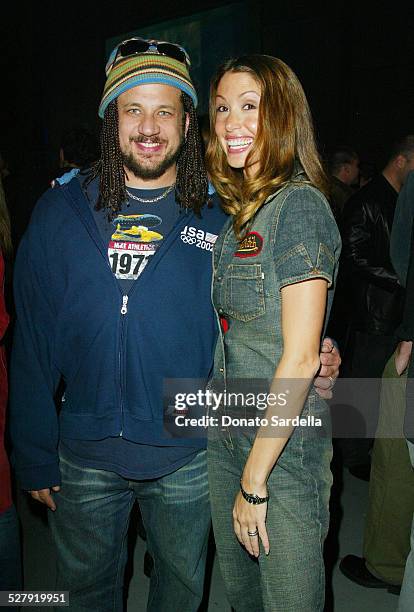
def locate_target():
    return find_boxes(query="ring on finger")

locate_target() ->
[247,529,259,537]
[328,375,335,389]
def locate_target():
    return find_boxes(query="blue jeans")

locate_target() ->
[48,449,210,612]
[208,406,332,611]
[0,504,22,609]
[399,440,414,611]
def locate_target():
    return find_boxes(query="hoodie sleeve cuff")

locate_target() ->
[15,461,61,492]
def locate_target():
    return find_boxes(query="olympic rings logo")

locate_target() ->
[181,234,196,244]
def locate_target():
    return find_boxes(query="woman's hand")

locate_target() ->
[233,486,269,557]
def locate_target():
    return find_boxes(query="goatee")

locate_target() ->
[122,139,183,181]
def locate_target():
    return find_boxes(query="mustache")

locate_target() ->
[129,137,165,145]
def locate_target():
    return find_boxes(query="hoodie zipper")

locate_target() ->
[121,295,129,315]
[118,295,129,436]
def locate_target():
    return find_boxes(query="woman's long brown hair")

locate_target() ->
[206,55,329,240]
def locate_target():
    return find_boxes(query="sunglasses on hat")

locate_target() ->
[110,37,191,72]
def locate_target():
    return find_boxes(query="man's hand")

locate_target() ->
[314,337,341,399]
[395,340,412,376]
[29,486,61,511]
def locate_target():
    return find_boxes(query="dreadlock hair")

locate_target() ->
[85,100,126,217]
[85,92,208,218]
[176,92,208,215]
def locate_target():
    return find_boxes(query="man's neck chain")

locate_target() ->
[126,184,175,204]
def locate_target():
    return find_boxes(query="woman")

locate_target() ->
[206,55,341,611]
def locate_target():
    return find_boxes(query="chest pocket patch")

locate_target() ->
[224,263,265,322]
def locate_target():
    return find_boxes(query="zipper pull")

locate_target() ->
[121,295,129,315]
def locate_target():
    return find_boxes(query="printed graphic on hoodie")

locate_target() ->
[108,214,163,280]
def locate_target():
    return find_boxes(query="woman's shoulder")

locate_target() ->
[265,180,335,232]
[274,180,331,212]
[269,181,340,254]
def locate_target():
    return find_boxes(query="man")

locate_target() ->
[328,145,359,218]
[339,149,414,592]
[50,127,99,190]
[335,136,414,477]
[389,171,414,610]
[10,39,339,611]
[59,127,99,171]
[325,146,359,352]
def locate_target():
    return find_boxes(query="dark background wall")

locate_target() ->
[260,1,414,165]
[1,0,413,213]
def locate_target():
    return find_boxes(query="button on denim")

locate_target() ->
[48,448,210,612]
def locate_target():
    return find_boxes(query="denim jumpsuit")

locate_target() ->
[208,173,341,611]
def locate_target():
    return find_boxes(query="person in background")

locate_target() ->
[206,54,341,611]
[51,127,100,187]
[0,176,21,601]
[390,172,414,610]
[340,169,414,594]
[359,160,376,188]
[335,135,414,479]
[328,145,359,218]
[59,126,99,171]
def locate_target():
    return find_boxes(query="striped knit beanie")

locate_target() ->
[98,41,197,118]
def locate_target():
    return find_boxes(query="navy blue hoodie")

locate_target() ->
[10,176,227,490]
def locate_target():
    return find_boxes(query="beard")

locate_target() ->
[121,136,184,181]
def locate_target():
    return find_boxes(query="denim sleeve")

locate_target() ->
[273,186,341,290]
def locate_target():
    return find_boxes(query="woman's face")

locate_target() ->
[214,71,260,176]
